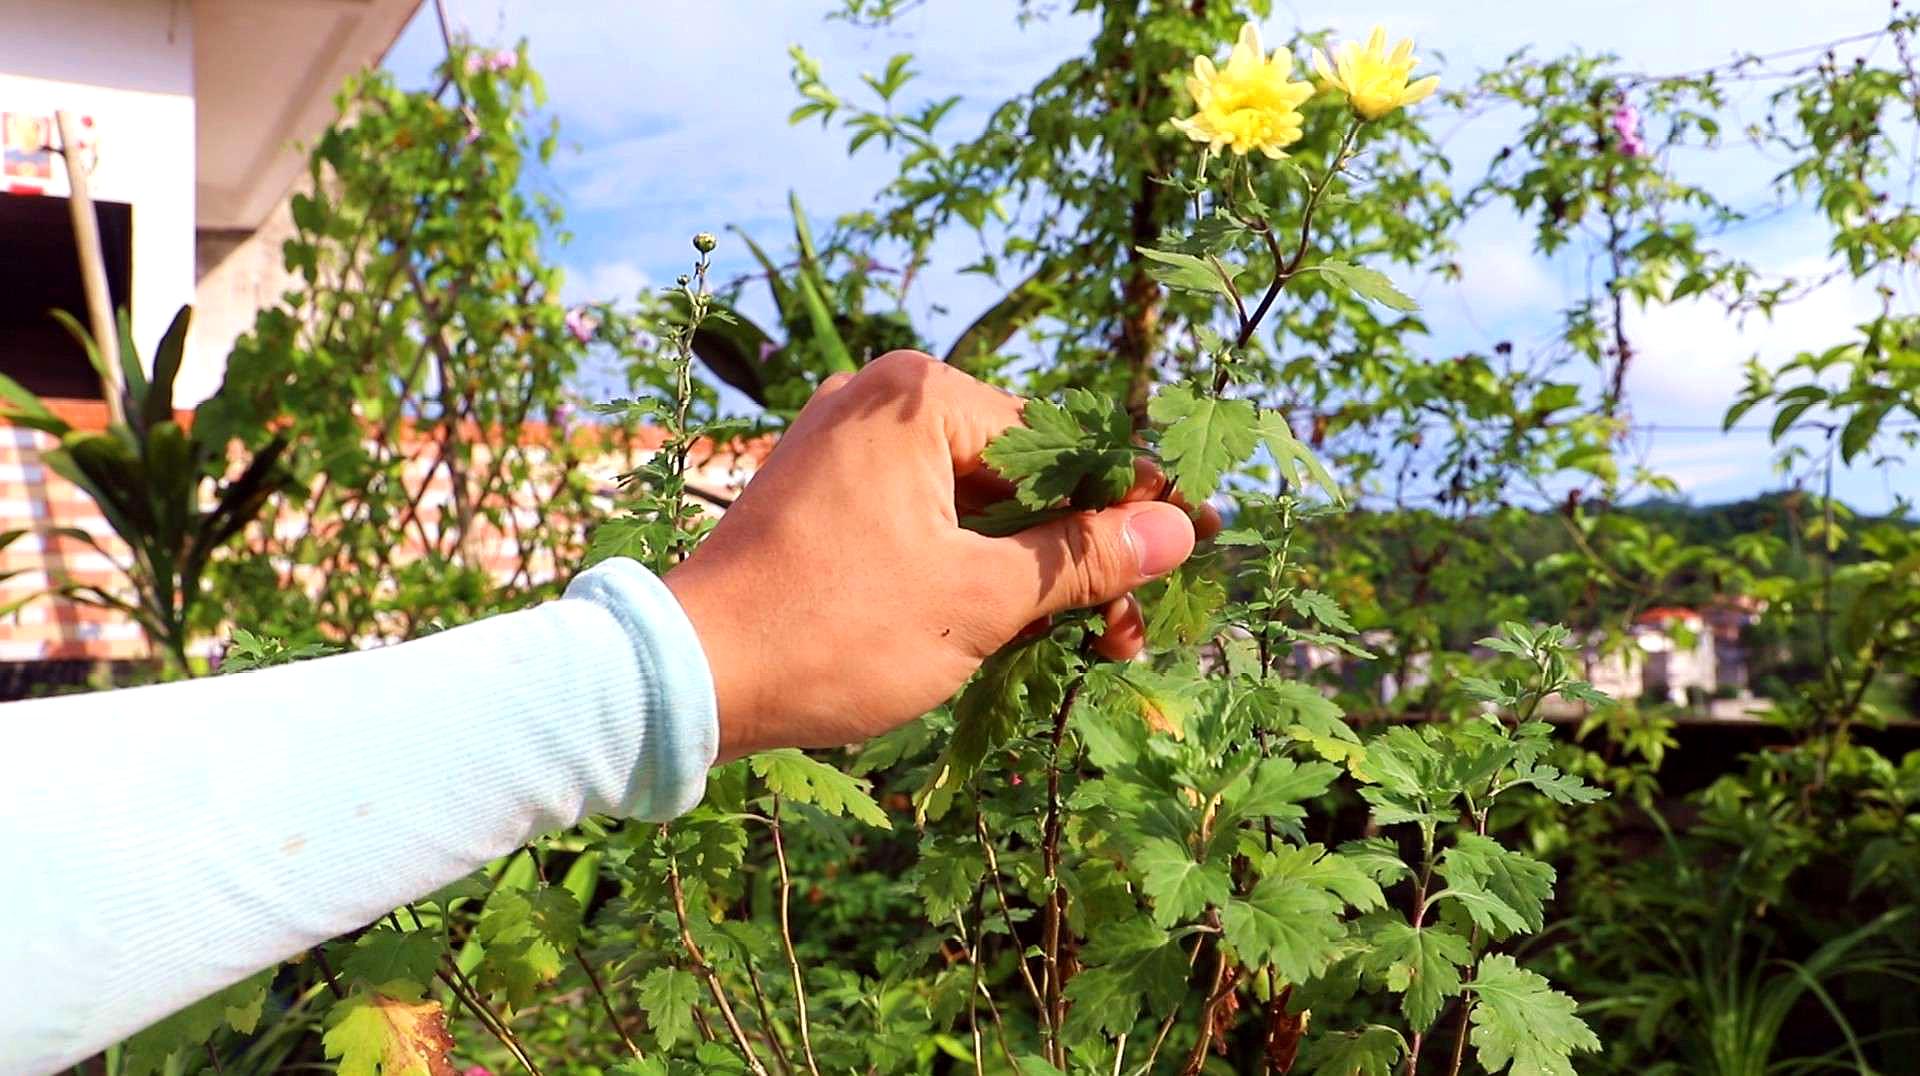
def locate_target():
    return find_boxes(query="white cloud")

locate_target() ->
[561,259,651,304]
[1622,260,1882,424]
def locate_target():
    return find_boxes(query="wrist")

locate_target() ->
[663,559,761,764]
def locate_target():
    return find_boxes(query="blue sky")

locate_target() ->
[383,1,1912,512]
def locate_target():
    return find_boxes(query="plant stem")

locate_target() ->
[576,944,644,1062]
[1041,672,1088,1068]
[1216,119,1364,395]
[976,813,1054,1034]
[743,961,796,1076]
[770,799,824,1076]
[666,853,772,1076]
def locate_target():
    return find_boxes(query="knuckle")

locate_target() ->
[818,371,855,394]
[860,350,938,393]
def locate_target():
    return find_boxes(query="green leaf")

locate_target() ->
[1061,918,1188,1044]
[1084,662,1200,738]
[1148,385,1259,501]
[1336,837,1412,887]
[1469,954,1600,1076]
[1505,762,1607,805]
[1360,921,1471,1031]
[750,749,891,828]
[982,388,1136,510]
[1135,836,1230,926]
[342,929,444,990]
[1255,411,1343,503]
[473,886,580,1007]
[1288,588,1356,633]
[1220,868,1348,983]
[1145,567,1226,648]
[910,836,986,922]
[320,985,453,1076]
[1224,757,1339,833]
[1303,1026,1404,1076]
[638,967,704,1049]
[1436,834,1555,939]
[1315,259,1418,311]
[121,969,275,1076]
[793,270,858,374]
[1135,245,1243,301]
[918,636,1073,821]
[945,260,1063,372]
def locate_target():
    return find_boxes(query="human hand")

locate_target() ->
[664,351,1219,761]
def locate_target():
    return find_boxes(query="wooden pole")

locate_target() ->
[53,110,126,425]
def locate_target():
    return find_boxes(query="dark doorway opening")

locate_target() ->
[0,192,132,400]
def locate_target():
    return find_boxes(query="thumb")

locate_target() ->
[997,500,1196,621]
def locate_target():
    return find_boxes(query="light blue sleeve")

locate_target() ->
[0,557,718,1075]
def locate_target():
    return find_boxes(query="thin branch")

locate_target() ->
[770,799,824,1076]
[976,812,1053,1032]
[1041,672,1088,1068]
[665,853,772,1076]
[576,945,645,1062]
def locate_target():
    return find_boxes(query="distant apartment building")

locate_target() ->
[1582,602,1762,708]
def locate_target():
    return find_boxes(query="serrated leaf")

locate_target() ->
[1135,245,1243,300]
[321,986,456,1076]
[638,967,704,1049]
[1303,1026,1403,1076]
[1360,921,1471,1032]
[1225,757,1339,833]
[981,388,1135,510]
[1505,762,1607,805]
[1436,835,1555,939]
[750,749,891,828]
[1148,385,1259,501]
[1085,662,1198,738]
[911,836,986,922]
[1316,260,1418,311]
[473,886,579,1007]
[1288,588,1355,633]
[1220,869,1348,983]
[342,929,444,991]
[1146,567,1226,648]
[1336,837,1412,887]
[1135,836,1230,926]
[1255,411,1343,503]
[1469,955,1600,1076]
[918,637,1073,821]
[1062,918,1188,1044]
[121,969,276,1076]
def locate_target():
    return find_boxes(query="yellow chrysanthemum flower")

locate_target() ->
[1172,21,1314,159]
[1311,26,1440,121]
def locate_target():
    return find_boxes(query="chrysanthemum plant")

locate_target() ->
[594,21,1611,1076]
[847,22,1605,1076]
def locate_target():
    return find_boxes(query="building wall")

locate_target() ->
[0,0,200,395]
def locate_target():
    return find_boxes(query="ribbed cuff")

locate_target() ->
[564,557,719,820]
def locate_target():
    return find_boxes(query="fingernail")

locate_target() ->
[1125,503,1194,578]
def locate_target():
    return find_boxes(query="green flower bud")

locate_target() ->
[692,232,718,254]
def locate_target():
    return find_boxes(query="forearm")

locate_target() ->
[0,558,716,1074]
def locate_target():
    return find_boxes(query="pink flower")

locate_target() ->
[462,48,517,75]
[757,340,779,363]
[552,401,576,426]
[1611,101,1646,159]
[565,307,599,344]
